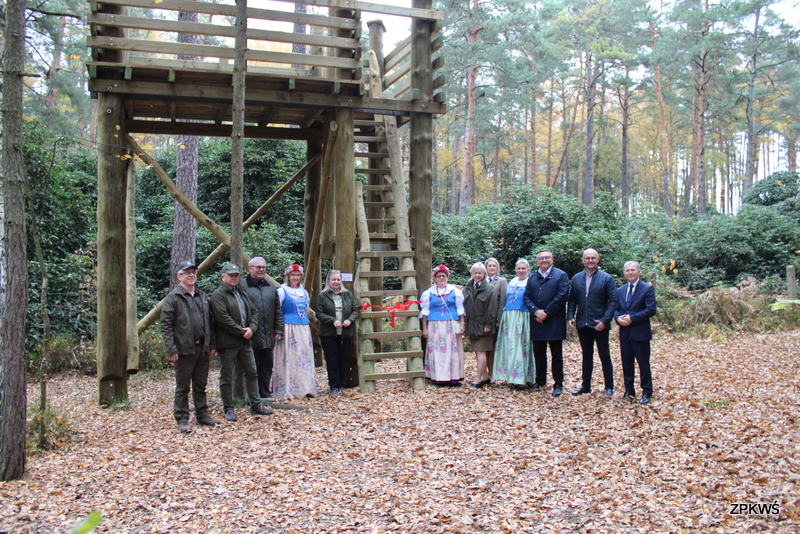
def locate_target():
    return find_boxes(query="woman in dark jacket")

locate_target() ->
[463,262,498,388]
[315,269,359,396]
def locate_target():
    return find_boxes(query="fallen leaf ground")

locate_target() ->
[2,331,799,533]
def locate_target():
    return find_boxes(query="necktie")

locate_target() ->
[626,284,634,306]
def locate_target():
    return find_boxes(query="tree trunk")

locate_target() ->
[583,52,595,205]
[651,22,672,216]
[171,9,200,287]
[1,0,28,480]
[546,79,554,186]
[618,69,631,211]
[459,64,477,215]
[450,132,460,213]
[529,86,537,188]
[743,8,760,194]
[45,17,67,111]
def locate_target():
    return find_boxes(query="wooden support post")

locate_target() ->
[97,92,129,405]
[355,182,376,393]
[305,136,325,366]
[306,122,339,295]
[788,265,797,300]
[126,160,139,374]
[334,105,357,387]
[409,1,434,298]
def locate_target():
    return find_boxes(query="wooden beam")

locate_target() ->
[90,78,446,114]
[88,36,361,70]
[259,107,278,127]
[93,0,360,31]
[88,13,360,49]
[125,120,322,140]
[214,102,229,124]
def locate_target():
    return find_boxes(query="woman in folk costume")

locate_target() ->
[419,264,466,385]
[272,264,317,399]
[493,259,535,387]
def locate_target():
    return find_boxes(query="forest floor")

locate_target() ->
[1,331,799,533]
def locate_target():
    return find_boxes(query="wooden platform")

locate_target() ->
[88,0,446,138]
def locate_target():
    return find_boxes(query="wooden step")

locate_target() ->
[368,233,397,240]
[360,289,419,297]
[367,218,396,225]
[365,370,426,381]
[355,151,389,158]
[356,168,391,174]
[359,270,416,277]
[364,202,394,208]
[362,350,423,361]
[355,120,381,127]
[360,309,419,319]
[363,330,421,339]
[362,184,393,191]
[358,250,415,258]
[355,135,386,143]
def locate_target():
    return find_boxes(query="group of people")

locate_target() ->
[162,248,656,433]
[419,249,657,406]
[160,259,357,433]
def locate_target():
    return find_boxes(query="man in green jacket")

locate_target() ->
[210,262,273,421]
[161,261,219,433]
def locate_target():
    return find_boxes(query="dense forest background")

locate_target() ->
[5,0,800,369]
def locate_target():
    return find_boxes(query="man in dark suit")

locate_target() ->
[524,249,570,397]
[568,248,618,397]
[614,261,657,404]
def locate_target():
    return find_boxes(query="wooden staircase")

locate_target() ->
[353,55,425,393]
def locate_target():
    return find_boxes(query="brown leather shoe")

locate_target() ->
[177,421,193,433]
[196,414,219,427]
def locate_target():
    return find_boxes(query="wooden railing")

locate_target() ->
[88,0,444,90]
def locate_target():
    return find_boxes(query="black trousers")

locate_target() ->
[320,336,352,389]
[173,350,210,422]
[254,347,274,398]
[620,337,652,396]
[577,327,614,390]
[533,340,563,388]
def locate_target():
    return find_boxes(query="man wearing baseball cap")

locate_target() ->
[210,262,273,421]
[161,260,219,433]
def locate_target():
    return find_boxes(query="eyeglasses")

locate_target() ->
[253,266,267,270]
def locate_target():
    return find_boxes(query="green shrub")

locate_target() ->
[28,333,96,375]
[138,330,171,371]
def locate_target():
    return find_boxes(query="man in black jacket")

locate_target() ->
[210,263,273,422]
[245,257,284,399]
[568,249,618,397]
[161,261,219,433]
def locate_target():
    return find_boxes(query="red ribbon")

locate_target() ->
[359,300,421,328]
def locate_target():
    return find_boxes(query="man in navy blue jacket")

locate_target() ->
[614,261,657,404]
[524,249,569,397]
[568,249,618,397]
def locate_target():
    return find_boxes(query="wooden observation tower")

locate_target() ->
[88,0,445,402]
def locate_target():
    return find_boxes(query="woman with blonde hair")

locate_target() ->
[463,262,498,388]
[316,269,359,396]
[493,259,535,387]
[273,264,317,399]
[485,257,507,381]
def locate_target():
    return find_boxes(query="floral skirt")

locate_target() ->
[425,319,464,384]
[272,323,317,399]
[492,310,534,385]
